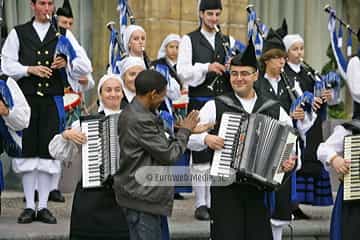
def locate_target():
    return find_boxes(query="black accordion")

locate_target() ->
[80,113,120,188]
[343,135,360,201]
[210,112,297,190]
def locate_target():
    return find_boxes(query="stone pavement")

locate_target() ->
[0,191,332,240]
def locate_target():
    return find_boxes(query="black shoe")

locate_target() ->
[194,205,210,221]
[17,208,36,224]
[174,193,185,200]
[293,208,311,220]
[48,190,65,203]
[36,208,57,224]
[23,190,39,203]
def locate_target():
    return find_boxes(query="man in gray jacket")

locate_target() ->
[113,69,199,240]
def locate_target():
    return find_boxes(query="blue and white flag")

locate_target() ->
[327,9,348,80]
[55,35,77,63]
[108,29,122,74]
[117,0,129,34]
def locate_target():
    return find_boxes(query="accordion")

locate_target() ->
[210,112,297,190]
[343,135,360,201]
[80,113,120,188]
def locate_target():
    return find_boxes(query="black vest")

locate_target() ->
[342,119,360,135]
[284,63,314,93]
[254,74,293,114]
[14,19,64,96]
[353,101,360,120]
[187,28,231,98]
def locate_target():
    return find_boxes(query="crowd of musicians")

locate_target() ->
[0,0,359,239]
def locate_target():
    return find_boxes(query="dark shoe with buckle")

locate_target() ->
[293,208,311,220]
[48,190,65,203]
[194,205,210,221]
[36,208,57,224]
[174,193,185,200]
[17,208,36,224]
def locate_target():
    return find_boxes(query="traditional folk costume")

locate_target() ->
[188,42,296,240]
[152,34,192,197]
[177,0,235,219]
[49,74,129,239]
[317,120,360,240]
[1,16,91,223]
[283,34,333,208]
[0,76,31,215]
[254,29,312,240]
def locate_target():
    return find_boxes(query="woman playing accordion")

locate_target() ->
[49,74,129,240]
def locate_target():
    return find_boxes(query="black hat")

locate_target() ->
[275,18,288,38]
[199,0,222,11]
[231,40,258,70]
[56,0,73,18]
[262,28,286,54]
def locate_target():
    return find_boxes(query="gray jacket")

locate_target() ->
[113,98,191,216]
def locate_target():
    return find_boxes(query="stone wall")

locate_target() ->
[91,0,249,77]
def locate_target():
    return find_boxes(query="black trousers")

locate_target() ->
[210,183,273,240]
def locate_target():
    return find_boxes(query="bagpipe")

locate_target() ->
[300,56,341,105]
[246,4,269,58]
[46,14,77,64]
[280,68,315,115]
[106,21,128,74]
[109,0,151,72]
[207,25,246,92]
[324,4,360,80]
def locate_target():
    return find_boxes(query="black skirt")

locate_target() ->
[342,199,360,240]
[210,183,273,240]
[70,181,129,240]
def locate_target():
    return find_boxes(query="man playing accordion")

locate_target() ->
[188,41,299,240]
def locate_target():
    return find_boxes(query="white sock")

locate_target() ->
[50,173,61,191]
[193,185,207,209]
[271,225,283,240]
[37,171,52,210]
[22,171,37,210]
[205,184,211,208]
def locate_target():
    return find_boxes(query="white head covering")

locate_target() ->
[118,56,146,78]
[283,34,304,52]
[157,34,181,59]
[123,25,146,54]
[97,74,122,112]
[117,56,146,102]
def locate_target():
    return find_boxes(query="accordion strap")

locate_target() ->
[216,95,246,113]
[255,100,278,114]
[216,95,278,115]
[342,119,360,133]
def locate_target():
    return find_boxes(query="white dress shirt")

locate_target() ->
[346,56,360,103]
[1,20,93,88]
[317,125,351,171]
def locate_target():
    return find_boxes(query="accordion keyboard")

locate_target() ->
[81,118,102,188]
[210,113,243,178]
[344,135,360,201]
